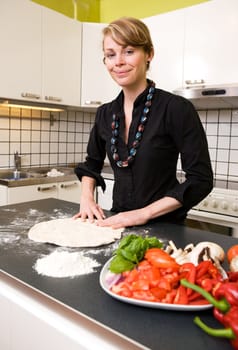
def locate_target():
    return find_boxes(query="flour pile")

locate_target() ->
[34,250,100,278]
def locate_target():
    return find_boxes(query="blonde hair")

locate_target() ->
[102,17,154,67]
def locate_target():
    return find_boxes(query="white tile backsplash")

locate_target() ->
[0,117,10,128]
[207,110,219,122]
[21,130,31,142]
[31,143,40,153]
[10,130,20,142]
[229,163,238,177]
[217,149,229,162]
[217,136,230,149]
[50,131,59,142]
[230,150,238,162]
[206,123,218,134]
[0,106,237,188]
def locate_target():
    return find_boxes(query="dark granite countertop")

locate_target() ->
[0,198,236,350]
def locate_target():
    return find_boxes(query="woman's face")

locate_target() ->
[103,35,152,89]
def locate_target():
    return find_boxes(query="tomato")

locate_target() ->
[150,287,167,300]
[227,245,238,263]
[122,268,139,283]
[111,282,132,297]
[132,290,157,302]
[131,279,150,291]
[145,248,179,269]
[157,277,172,291]
[142,267,161,287]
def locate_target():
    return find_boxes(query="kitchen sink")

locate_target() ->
[0,170,44,180]
[0,171,34,180]
[27,167,74,177]
[0,167,74,181]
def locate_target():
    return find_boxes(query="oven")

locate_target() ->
[186,187,238,237]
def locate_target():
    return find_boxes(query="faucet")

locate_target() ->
[14,151,22,171]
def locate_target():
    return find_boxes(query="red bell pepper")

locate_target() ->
[214,282,238,307]
[181,279,238,349]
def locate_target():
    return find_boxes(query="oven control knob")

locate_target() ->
[231,202,238,212]
[221,201,228,210]
[211,199,218,208]
[202,199,208,207]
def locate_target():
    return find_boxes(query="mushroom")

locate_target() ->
[189,241,225,265]
[166,241,192,264]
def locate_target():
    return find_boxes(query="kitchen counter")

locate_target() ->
[0,166,78,187]
[0,198,237,350]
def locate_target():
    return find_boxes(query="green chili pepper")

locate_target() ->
[194,316,236,339]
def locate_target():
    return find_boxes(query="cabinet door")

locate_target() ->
[0,186,7,206]
[58,181,81,204]
[183,0,238,87]
[144,10,184,92]
[8,184,58,205]
[81,23,120,107]
[97,179,113,210]
[0,0,42,102]
[42,8,82,107]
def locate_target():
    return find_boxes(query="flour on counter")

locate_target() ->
[34,249,101,278]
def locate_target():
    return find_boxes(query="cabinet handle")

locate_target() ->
[45,96,62,102]
[185,79,205,86]
[21,92,41,99]
[84,100,101,106]
[37,185,57,192]
[60,182,78,189]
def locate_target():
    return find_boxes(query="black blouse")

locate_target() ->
[75,85,213,223]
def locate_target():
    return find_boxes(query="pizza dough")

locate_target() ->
[28,218,124,248]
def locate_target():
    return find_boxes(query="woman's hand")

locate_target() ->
[73,197,105,222]
[97,208,148,229]
[73,175,106,222]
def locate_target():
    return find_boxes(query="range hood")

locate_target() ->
[173,84,238,110]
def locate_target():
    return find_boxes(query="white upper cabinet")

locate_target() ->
[144,10,185,92]
[42,8,82,106]
[0,0,42,101]
[0,0,82,107]
[183,0,238,87]
[81,22,120,107]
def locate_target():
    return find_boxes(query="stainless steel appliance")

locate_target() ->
[187,187,238,237]
[173,83,238,109]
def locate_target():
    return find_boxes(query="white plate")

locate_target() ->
[99,258,213,311]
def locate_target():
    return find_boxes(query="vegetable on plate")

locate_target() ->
[181,278,238,349]
[108,236,224,305]
[227,245,238,263]
[109,234,163,274]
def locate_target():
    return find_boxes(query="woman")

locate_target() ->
[74,17,213,229]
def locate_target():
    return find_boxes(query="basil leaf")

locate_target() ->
[109,255,135,273]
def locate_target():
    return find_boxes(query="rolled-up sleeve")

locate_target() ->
[74,108,107,192]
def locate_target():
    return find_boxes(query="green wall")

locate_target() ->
[31,0,100,22]
[31,0,210,22]
[100,0,210,22]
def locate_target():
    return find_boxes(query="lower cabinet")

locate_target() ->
[0,186,7,206]
[97,179,113,210]
[4,181,81,206]
[58,181,81,204]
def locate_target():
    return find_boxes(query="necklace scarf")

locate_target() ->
[110,81,155,168]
